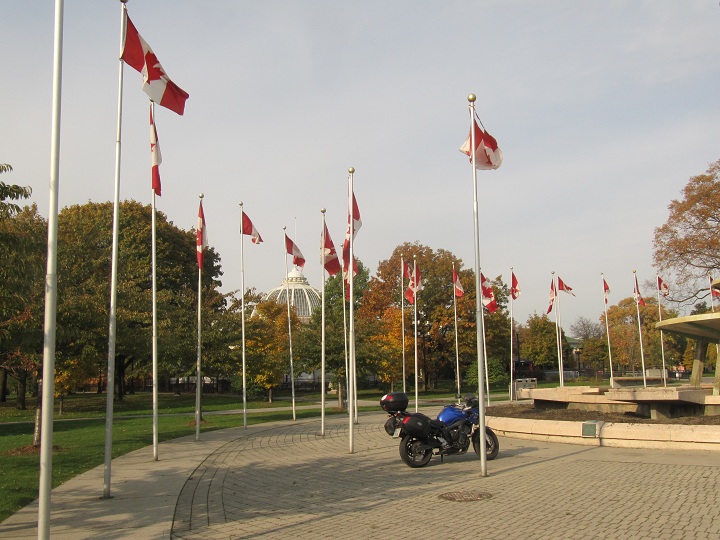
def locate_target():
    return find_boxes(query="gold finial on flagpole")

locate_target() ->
[199,193,204,199]
[348,167,355,174]
[468,94,476,103]
[321,208,326,214]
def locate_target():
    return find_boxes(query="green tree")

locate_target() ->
[520,313,564,370]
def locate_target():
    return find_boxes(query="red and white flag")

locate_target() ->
[459,114,503,170]
[321,224,341,277]
[285,234,305,269]
[149,106,162,196]
[196,200,207,269]
[634,274,645,306]
[603,278,611,304]
[547,279,557,314]
[511,271,521,300]
[342,192,362,276]
[558,276,575,296]
[480,273,498,314]
[405,264,421,305]
[657,276,669,298]
[241,211,262,244]
[122,12,190,115]
[711,276,720,300]
[403,260,412,280]
[453,268,464,298]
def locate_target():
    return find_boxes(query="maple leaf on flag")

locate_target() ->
[342,192,362,276]
[547,279,557,314]
[196,200,207,269]
[453,268,464,298]
[558,276,575,296]
[657,276,669,298]
[285,233,305,269]
[459,113,502,170]
[321,223,341,276]
[480,273,498,314]
[150,106,162,196]
[511,272,521,300]
[634,274,645,306]
[405,264,422,305]
[241,212,263,244]
[122,12,189,115]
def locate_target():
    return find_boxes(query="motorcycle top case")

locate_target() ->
[380,392,409,412]
[401,412,431,438]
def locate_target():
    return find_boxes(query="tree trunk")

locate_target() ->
[16,372,27,410]
[32,384,41,447]
[0,368,7,402]
[267,387,273,403]
[97,368,103,394]
[337,380,344,409]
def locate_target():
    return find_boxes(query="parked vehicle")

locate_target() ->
[380,392,499,468]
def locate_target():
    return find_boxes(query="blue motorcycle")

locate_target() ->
[380,392,499,468]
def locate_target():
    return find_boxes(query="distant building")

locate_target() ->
[256,267,321,323]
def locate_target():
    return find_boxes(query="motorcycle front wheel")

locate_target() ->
[472,426,499,460]
[399,434,433,468]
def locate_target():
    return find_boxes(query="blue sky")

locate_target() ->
[2,1,719,331]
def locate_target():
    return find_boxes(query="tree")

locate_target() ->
[0,164,32,219]
[520,313,562,370]
[570,316,608,374]
[653,158,720,304]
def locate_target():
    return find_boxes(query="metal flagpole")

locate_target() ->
[347,168,356,452]
[468,94,488,476]
[38,1,64,535]
[482,303,490,406]
[195,194,204,440]
[656,274,667,388]
[239,203,248,428]
[509,267,515,400]
[320,209,327,435]
[150,102,159,461]
[341,277,349,409]
[634,270,647,388]
[103,0,127,500]
[283,227,297,421]
[556,274,565,387]
[602,273,615,388]
[401,257,407,393]
[413,255,419,413]
[453,263,461,398]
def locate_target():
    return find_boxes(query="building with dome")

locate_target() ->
[257,267,321,323]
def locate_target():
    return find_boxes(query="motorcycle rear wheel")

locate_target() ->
[399,434,433,468]
[472,427,499,460]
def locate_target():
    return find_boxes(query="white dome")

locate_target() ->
[260,267,321,322]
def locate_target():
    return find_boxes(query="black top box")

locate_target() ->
[380,392,409,412]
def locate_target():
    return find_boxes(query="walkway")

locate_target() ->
[3,408,720,539]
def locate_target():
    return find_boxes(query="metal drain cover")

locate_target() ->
[438,491,492,502]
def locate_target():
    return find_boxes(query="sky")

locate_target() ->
[2,1,719,334]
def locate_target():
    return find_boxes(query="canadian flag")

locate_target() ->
[558,276,575,296]
[480,273,498,314]
[511,271,521,300]
[405,264,421,305]
[122,12,189,115]
[149,106,162,196]
[241,212,262,244]
[657,276,669,298]
[321,224,341,277]
[547,279,557,314]
[285,234,305,269]
[711,276,720,299]
[196,200,207,269]
[634,274,645,306]
[603,278,611,305]
[453,268,464,298]
[459,114,502,170]
[342,192,362,276]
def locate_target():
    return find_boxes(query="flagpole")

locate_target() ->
[413,256,419,413]
[554,273,564,387]
[341,277,349,409]
[347,167,356,451]
[401,256,406,394]
[283,227,297,421]
[634,270,647,388]
[38,1,63,535]
[453,263,461,398]
[656,274,667,388]
[482,299,490,406]
[151,180,159,459]
[602,273,615,388]
[239,203,248,428]
[103,0,127,500]
[509,267,515,400]
[468,94,488,476]
[320,209,327,436]
[195,194,204,441]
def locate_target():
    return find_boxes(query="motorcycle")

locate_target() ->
[380,392,499,468]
